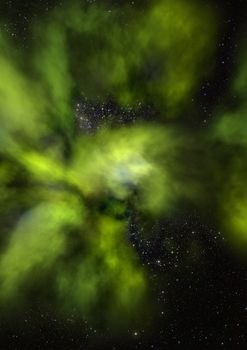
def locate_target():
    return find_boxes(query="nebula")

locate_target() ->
[0,0,246,333]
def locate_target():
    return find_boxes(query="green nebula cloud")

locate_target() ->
[32,0,217,117]
[0,194,84,303]
[0,0,219,325]
[67,125,193,213]
[212,44,247,249]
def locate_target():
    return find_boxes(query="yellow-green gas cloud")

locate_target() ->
[212,43,247,249]
[33,0,217,116]
[1,0,234,327]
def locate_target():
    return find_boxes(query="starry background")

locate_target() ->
[0,0,247,349]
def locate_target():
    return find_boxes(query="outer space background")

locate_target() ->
[0,0,247,349]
